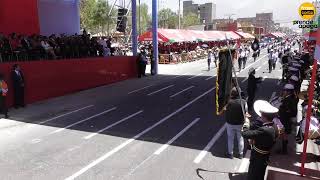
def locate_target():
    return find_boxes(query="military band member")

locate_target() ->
[278,84,298,154]
[242,100,279,180]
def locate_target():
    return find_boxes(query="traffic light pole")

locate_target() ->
[152,0,159,75]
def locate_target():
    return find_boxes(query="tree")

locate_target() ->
[158,9,179,29]
[80,0,116,35]
[182,13,200,28]
[137,3,151,34]
[79,0,96,31]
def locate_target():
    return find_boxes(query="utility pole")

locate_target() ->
[178,0,181,29]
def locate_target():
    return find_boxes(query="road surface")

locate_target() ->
[0,49,284,180]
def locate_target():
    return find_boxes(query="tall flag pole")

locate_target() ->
[300,28,319,176]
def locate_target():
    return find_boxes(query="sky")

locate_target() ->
[112,0,318,28]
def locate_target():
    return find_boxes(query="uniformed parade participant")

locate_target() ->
[268,49,274,73]
[289,75,301,94]
[247,68,262,111]
[242,100,279,180]
[278,84,298,154]
[0,74,9,118]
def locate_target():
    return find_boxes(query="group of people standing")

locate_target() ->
[220,38,310,180]
[0,64,26,118]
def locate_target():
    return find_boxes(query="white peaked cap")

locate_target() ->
[290,76,299,81]
[289,67,299,71]
[292,63,301,67]
[254,100,279,117]
[284,84,294,90]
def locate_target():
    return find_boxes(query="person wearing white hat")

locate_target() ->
[268,49,274,73]
[278,84,298,154]
[242,100,278,180]
[289,75,301,93]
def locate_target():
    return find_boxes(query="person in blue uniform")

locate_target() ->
[242,100,279,180]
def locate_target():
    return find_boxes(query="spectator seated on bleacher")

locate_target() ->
[0,32,109,62]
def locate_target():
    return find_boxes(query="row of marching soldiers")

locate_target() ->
[222,46,313,180]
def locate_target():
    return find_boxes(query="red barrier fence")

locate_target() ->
[0,56,138,107]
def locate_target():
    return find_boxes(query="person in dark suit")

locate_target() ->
[247,68,262,111]
[242,100,279,180]
[11,64,25,108]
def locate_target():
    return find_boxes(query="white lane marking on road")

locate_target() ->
[51,107,117,134]
[154,118,200,155]
[128,85,153,94]
[32,105,94,126]
[31,138,42,144]
[277,80,281,85]
[262,76,268,81]
[193,123,227,164]
[64,87,216,180]
[147,85,174,96]
[172,72,188,79]
[84,110,144,140]
[256,66,262,72]
[242,54,268,72]
[188,73,204,80]
[238,150,251,172]
[170,86,195,98]
[205,76,215,81]
[241,78,248,83]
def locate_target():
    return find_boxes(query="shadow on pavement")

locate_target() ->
[196,168,247,180]
[6,74,284,153]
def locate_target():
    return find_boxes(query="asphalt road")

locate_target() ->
[0,49,285,180]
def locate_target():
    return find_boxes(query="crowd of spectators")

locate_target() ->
[0,31,121,62]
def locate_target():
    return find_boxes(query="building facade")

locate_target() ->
[183,1,216,24]
[255,13,274,33]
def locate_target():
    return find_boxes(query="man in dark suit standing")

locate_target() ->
[11,64,25,108]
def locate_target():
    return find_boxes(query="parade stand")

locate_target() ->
[138,29,241,64]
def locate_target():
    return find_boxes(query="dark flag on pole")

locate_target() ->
[216,48,236,115]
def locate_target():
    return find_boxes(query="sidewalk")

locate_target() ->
[266,80,320,180]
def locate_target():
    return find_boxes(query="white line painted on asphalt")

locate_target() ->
[188,73,204,80]
[84,110,144,139]
[64,87,216,180]
[277,80,281,85]
[242,54,268,72]
[147,85,174,96]
[128,85,154,94]
[170,86,194,98]
[33,105,94,126]
[238,150,251,172]
[31,138,42,144]
[172,72,188,79]
[194,123,227,164]
[154,118,200,155]
[262,76,268,81]
[51,107,117,134]
[205,76,215,81]
[256,66,262,72]
[241,78,248,83]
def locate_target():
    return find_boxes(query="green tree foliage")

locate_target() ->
[182,13,200,28]
[80,0,116,35]
[137,3,151,34]
[80,0,96,30]
[158,9,179,29]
